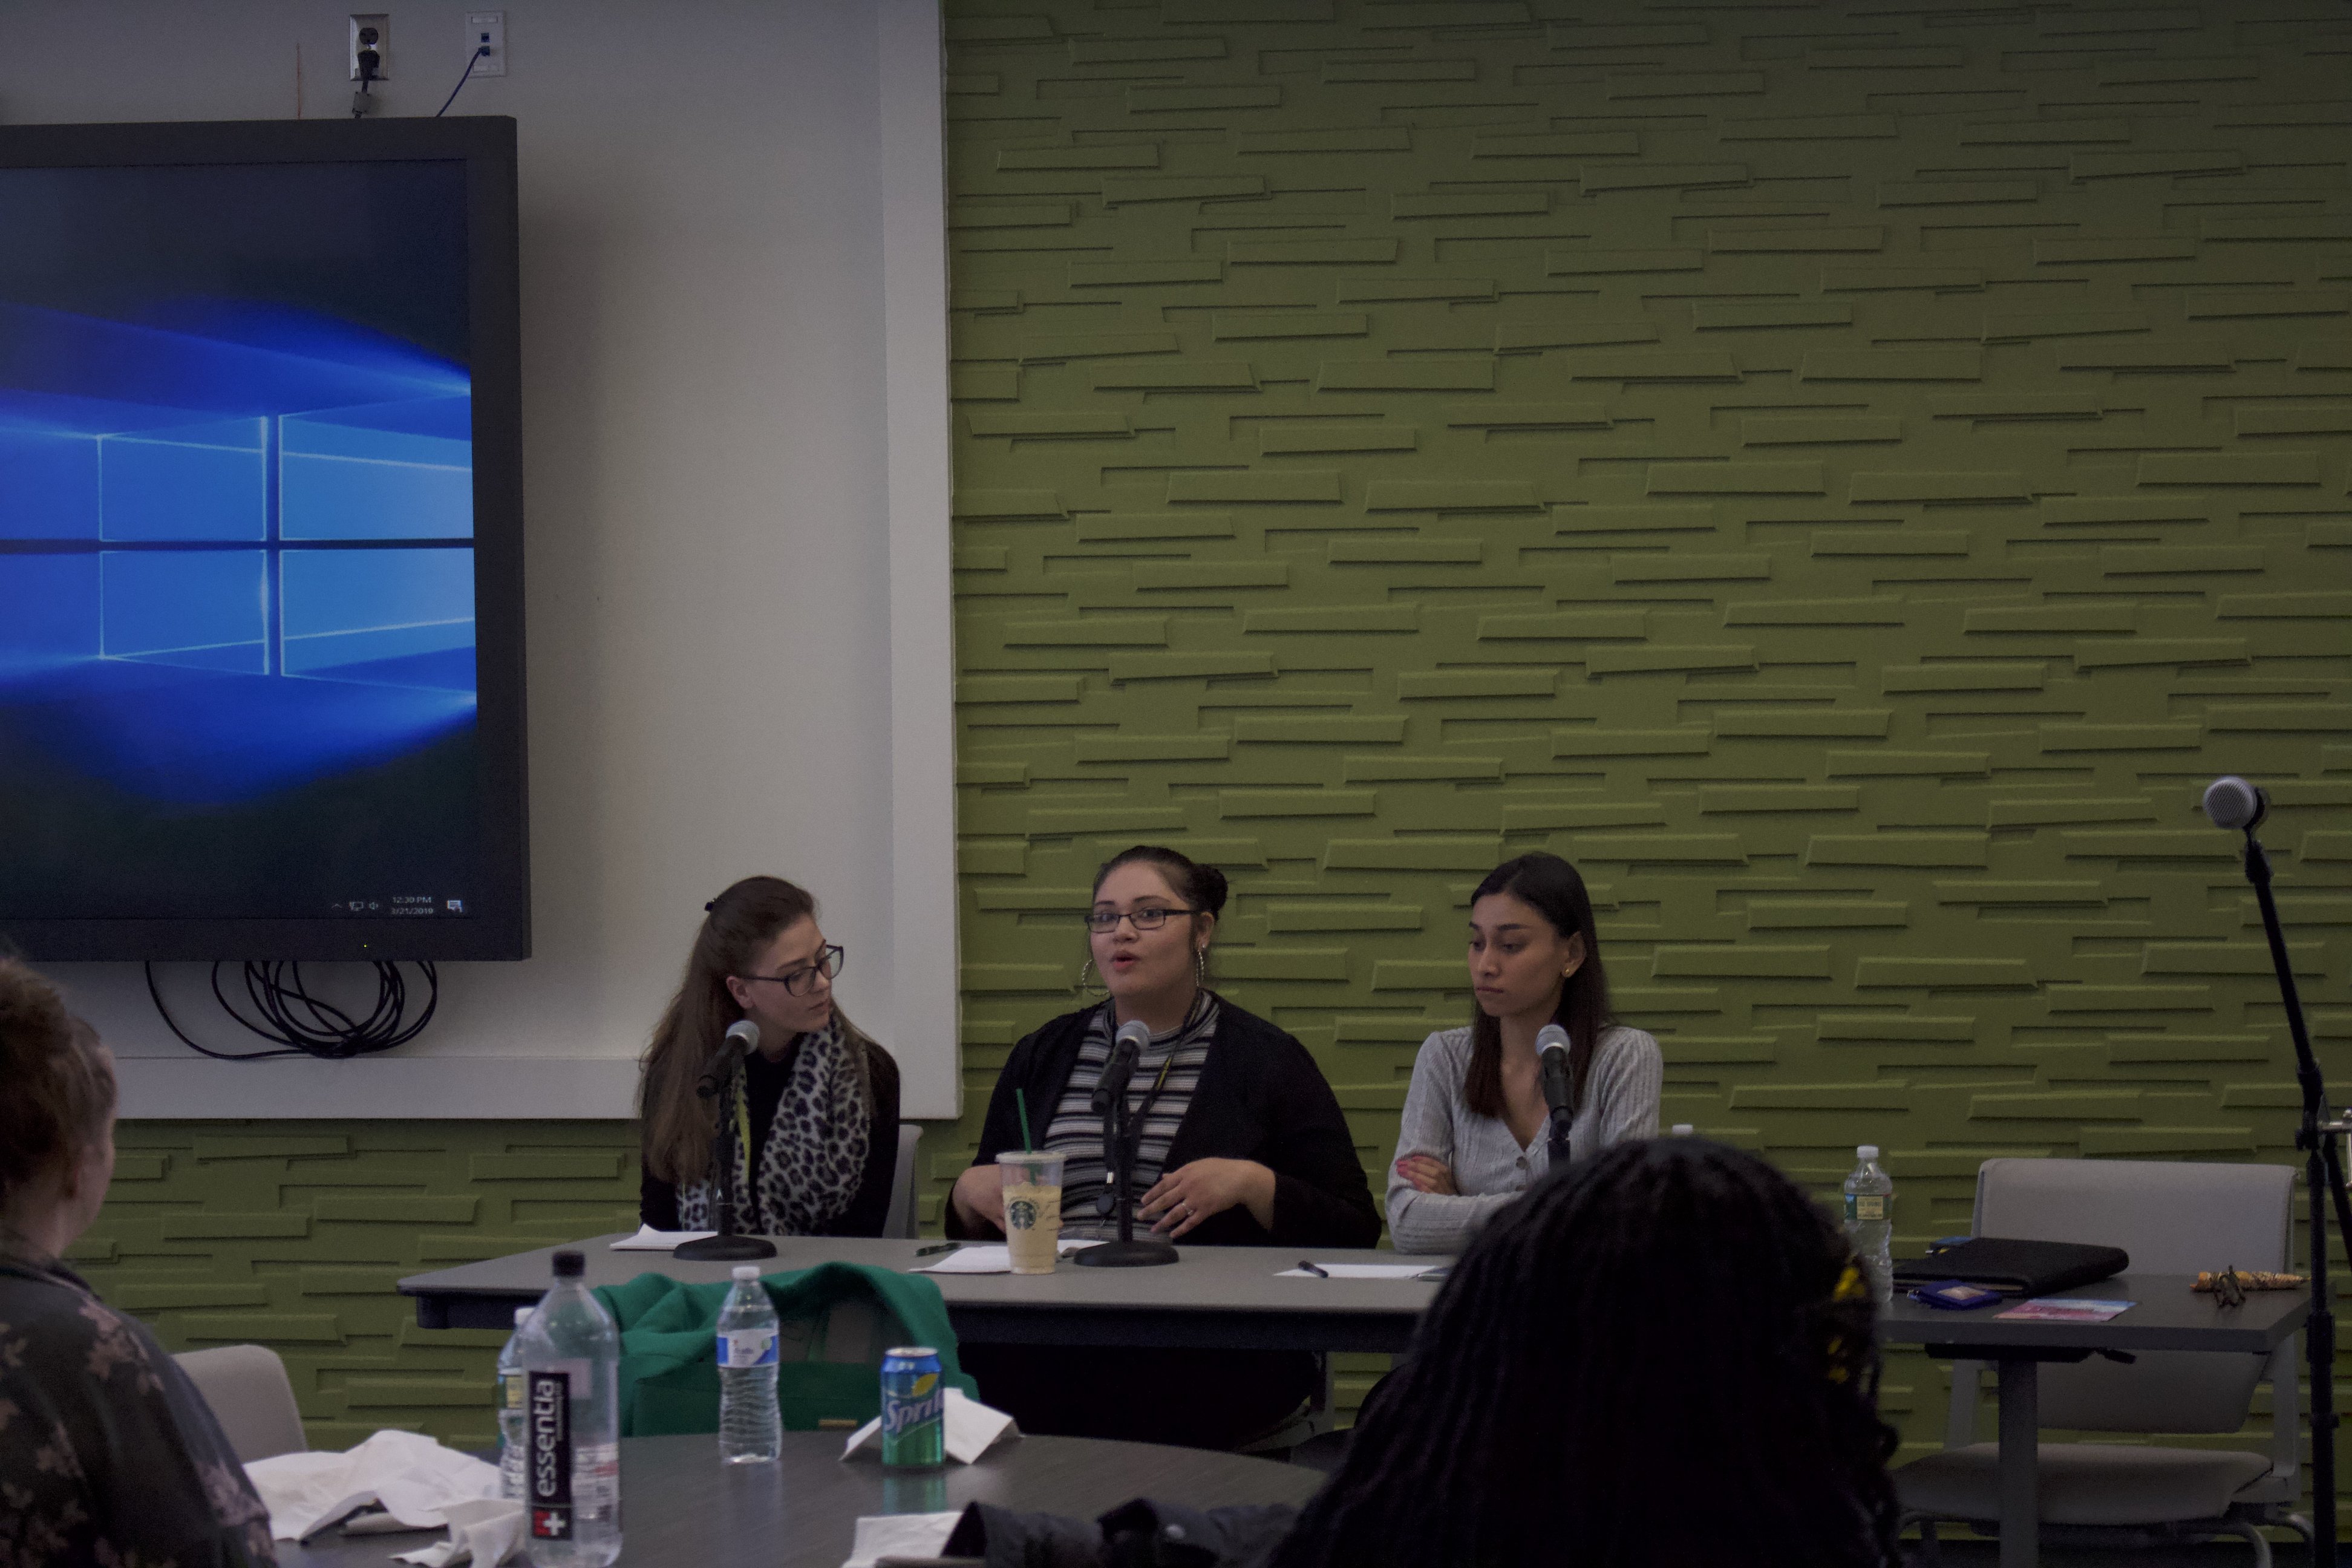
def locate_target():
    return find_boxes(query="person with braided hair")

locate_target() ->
[0,957,278,1566]
[934,1137,1901,1567]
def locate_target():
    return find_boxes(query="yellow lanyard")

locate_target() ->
[732,1073,755,1200]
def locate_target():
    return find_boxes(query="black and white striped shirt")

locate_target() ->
[1042,991,1219,1239]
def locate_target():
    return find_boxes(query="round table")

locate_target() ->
[276,1429,1324,1567]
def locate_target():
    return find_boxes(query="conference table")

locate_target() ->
[272,1430,1322,1567]
[1878,1273,2310,1568]
[400,1235,1442,1353]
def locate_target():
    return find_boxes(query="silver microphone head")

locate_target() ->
[2202,776,2266,833]
[725,1019,761,1053]
[1535,1022,1570,1057]
[1114,1019,1154,1051]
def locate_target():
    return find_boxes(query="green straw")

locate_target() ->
[1016,1088,1034,1152]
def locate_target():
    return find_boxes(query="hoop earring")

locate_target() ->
[1076,957,1104,1000]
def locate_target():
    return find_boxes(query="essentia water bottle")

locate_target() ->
[716,1264,782,1463]
[512,1250,622,1566]
[495,1305,531,1500]
[1841,1145,1895,1307]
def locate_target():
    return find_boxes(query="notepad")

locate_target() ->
[609,1224,717,1250]
[910,1240,1102,1274]
[1277,1263,1443,1281]
[1997,1298,2134,1323]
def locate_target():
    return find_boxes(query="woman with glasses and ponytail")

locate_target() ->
[637,875,901,1238]
[947,844,1377,1448]
[1386,851,1661,1256]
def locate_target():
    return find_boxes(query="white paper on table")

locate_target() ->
[391,1498,528,1567]
[840,1510,964,1568]
[244,1429,503,1542]
[841,1387,1018,1465]
[1277,1262,1447,1280]
[910,1238,1100,1274]
[610,1223,718,1250]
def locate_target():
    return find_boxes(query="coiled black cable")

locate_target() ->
[146,959,438,1060]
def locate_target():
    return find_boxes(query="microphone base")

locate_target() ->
[1073,1238,1179,1269]
[674,1233,777,1262]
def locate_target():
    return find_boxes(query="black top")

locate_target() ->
[0,1250,278,1566]
[951,997,1379,1249]
[639,1034,902,1237]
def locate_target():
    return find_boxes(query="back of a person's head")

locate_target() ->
[0,957,114,1226]
[1278,1138,1898,1568]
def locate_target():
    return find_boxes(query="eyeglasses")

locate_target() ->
[1084,906,1198,934]
[739,944,844,996]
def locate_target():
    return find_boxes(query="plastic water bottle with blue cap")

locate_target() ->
[716,1264,782,1463]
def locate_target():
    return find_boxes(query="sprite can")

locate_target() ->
[880,1346,945,1468]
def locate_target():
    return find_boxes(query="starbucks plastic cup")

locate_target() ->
[996,1150,1066,1275]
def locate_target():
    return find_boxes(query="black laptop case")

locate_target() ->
[1890,1236,2129,1297]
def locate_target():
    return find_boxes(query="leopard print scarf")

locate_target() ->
[676,1017,872,1235]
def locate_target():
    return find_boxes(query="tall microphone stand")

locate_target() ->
[2235,817,2348,1559]
[1074,1072,1178,1269]
[675,1045,776,1263]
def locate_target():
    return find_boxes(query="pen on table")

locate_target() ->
[1297,1260,1330,1278]
[913,1241,961,1257]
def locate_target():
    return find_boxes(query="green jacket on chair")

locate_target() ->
[593,1262,976,1437]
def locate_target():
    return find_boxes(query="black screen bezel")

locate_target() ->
[0,117,529,961]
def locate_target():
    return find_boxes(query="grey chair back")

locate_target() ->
[1972,1158,2293,1434]
[884,1122,924,1240]
[174,1343,307,1462]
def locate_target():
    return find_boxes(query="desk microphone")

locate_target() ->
[696,1019,759,1097]
[1093,1019,1151,1116]
[2203,775,2267,833]
[1537,1022,1572,1114]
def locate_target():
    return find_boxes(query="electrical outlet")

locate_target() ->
[465,11,507,77]
[349,13,390,82]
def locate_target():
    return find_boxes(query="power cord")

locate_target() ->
[437,44,491,117]
[146,959,439,1060]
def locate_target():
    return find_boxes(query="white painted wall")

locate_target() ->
[2,0,962,1119]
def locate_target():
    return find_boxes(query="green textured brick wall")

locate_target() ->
[76,0,2350,1472]
[936,0,2349,1462]
[73,1123,639,1451]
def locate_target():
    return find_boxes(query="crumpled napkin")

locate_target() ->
[244,1428,503,1542]
[840,1387,1018,1465]
[841,1511,962,1568]
[393,1497,528,1566]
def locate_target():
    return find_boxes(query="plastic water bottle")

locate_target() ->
[716,1264,782,1463]
[512,1250,622,1566]
[1843,1145,1895,1307]
[495,1305,531,1500]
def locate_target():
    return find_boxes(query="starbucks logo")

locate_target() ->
[1007,1197,1039,1230]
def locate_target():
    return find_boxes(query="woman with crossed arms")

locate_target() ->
[1387,851,1662,1256]
[949,843,1378,1448]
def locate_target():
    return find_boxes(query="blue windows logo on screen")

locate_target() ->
[0,302,477,804]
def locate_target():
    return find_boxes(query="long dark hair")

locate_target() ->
[1275,1139,1901,1568]
[1465,852,1612,1117]
[638,876,864,1184]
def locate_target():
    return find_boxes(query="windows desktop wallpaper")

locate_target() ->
[0,160,483,921]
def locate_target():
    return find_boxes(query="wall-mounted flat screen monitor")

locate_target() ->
[0,118,527,961]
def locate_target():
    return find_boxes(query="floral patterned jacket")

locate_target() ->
[0,1248,276,1567]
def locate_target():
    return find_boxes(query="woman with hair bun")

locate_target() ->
[949,844,1377,1448]
[637,875,901,1237]
[0,956,279,1566]
[1386,851,1661,1255]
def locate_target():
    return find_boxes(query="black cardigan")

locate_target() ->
[640,1035,901,1238]
[952,998,1379,1249]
